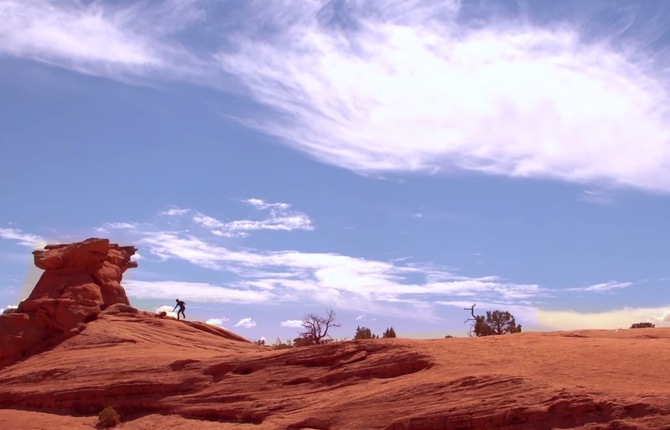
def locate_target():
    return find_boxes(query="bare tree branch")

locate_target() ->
[297,307,341,345]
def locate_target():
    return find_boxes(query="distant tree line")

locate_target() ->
[253,306,661,349]
[354,326,396,339]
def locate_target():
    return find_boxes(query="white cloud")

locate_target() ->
[244,198,290,211]
[106,222,137,229]
[138,231,547,313]
[1,1,158,71]
[6,2,670,192]
[125,280,273,303]
[537,306,670,330]
[0,228,47,248]
[155,305,177,318]
[192,214,224,230]
[160,207,191,216]
[425,280,543,299]
[206,317,229,327]
[94,222,139,234]
[219,215,313,236]
[567,281,633,292]
[1,305,18,314]
[0,0,205,83]
[191,201,313,237]
[280,319,303,328]
[216,1,670,193]
[235,317,257,328]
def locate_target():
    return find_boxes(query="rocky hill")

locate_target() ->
[1,239,669,429]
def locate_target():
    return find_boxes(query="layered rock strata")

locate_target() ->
[0,238,137,369]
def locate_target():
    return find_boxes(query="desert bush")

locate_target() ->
[630,322,655,329]
[271,338,294,349]
[98,406,120,428]
[293,336,315,347]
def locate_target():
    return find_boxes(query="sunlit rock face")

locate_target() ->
[0,238,137,369]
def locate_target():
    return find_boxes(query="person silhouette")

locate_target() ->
[173,299,186,320]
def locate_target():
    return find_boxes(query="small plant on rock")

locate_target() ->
[271,338,294,349]
[98,406,121,428]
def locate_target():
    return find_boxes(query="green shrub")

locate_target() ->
[98,406,120,427]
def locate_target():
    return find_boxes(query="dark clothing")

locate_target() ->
[173,300,186,320]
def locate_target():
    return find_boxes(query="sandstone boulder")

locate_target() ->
[0,238,137,369]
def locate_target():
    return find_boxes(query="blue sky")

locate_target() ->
[2,0,670,341]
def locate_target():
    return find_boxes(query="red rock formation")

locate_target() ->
[0,238,137,369]
[0,312,669,430]
[2,241,670,429]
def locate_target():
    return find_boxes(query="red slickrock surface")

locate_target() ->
[1,239,669,429]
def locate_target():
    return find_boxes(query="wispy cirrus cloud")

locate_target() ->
[215,1,670,193]
[3,214,656,326]
[243,198,289,211]
[0,227,47,248]
[0,0,203,82]
[138,231,546,312]
[94,222,139,234]
[125,280,273,303]
[5,1,670,191]
[192,198,313,237]
[566,281,633,292]
[160,207,191,216]
[1,0,158,71]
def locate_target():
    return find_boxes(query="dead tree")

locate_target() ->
[463,304,483,337]
[297,307,342,345]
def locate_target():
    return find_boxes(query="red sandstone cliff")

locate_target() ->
[0,238,137,369]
